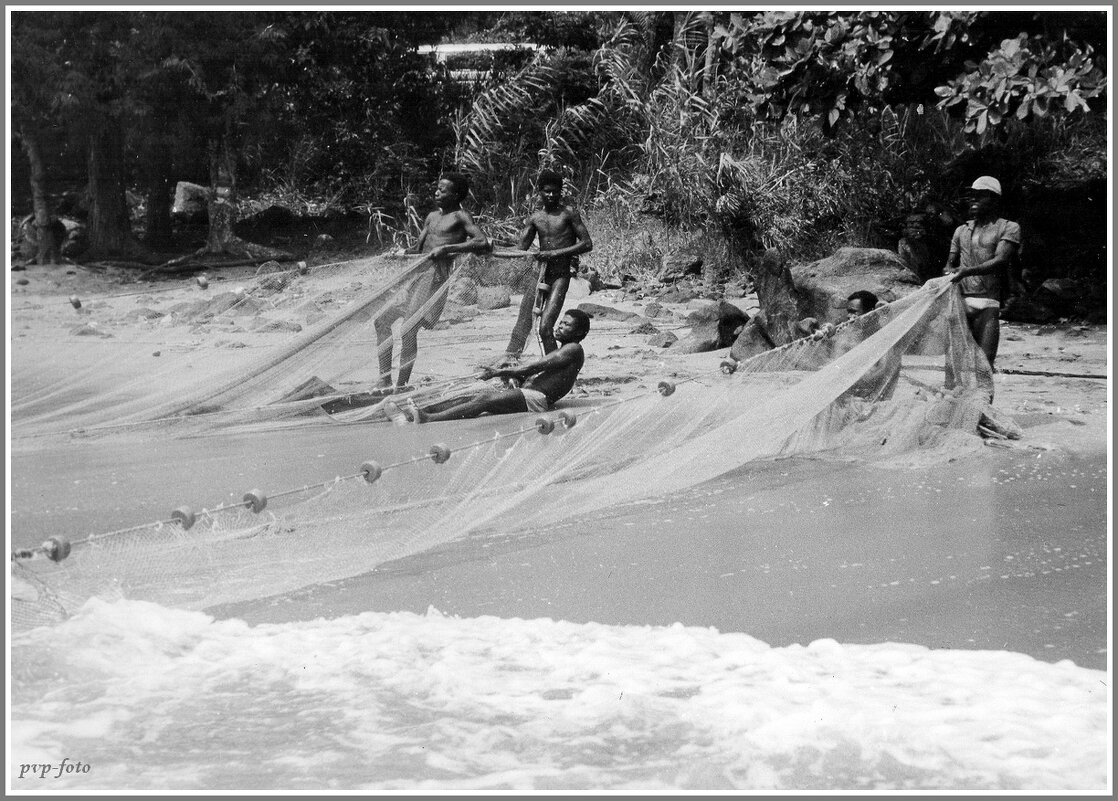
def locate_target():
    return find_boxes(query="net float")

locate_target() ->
[535,417,555,435]
[429,444,452,464]
[297,261,309,275]
[720,359,738,375]
[196,276,209,289]
[360,460,383,484]
[42,536,71,562]
[69,295,81,309]
[558,410,577,429]
[658,380,676,396]
[171,506,196,530]
[233,286,246,298]
[243,490,267,514]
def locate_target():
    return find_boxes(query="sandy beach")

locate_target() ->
[8,256,1110,792]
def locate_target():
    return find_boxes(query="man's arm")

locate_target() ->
[517,216,539,252]
[949,239,1018,284]
[537,208,593,262]
[430,210,491,259]
[481,343,580,381]
[943,228,961,275]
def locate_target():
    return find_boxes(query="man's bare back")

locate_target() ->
[523,341,583,404]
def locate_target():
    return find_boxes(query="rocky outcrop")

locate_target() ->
[791,247,922,324]
[669,300,749,354]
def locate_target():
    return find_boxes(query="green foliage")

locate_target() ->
[934,34,1106,134]
[718,11,981,130]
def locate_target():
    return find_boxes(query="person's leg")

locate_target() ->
[969,307,1000,368]
[414,388,528,422]
[396,324,419,389]
[537,276,570,354]
[373,317,396,389]
[504,286,537,358]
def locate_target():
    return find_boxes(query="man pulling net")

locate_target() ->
[386,309,591,423]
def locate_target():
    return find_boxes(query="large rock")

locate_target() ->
[669,300,749,354]
[577,303,639,323]
[447,274,479,306]
[656,252,702,283]
[476,286,511,311]
[791,247,922,324]
[656,284,702,304]
[1032,278,1086,317]
[172,181,209,223]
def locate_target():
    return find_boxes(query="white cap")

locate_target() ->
[970,176,1002,195]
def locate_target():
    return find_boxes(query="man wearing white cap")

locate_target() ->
[943,175,1022,370]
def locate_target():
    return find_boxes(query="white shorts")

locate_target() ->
[964,296,1000,311]
[520,388,551,413]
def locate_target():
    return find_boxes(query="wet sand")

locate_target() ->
[219,445,1107,670]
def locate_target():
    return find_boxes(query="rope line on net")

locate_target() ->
[10,378,682,563]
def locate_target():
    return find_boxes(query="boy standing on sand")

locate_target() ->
[501,170,593,362]
[376,173,489,392]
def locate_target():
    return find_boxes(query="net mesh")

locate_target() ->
[11,256,995,629]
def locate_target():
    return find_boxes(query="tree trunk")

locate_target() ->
[143,140,174,249]
[19,127,62,264]
[86,116,143,259]
[157,136,290,269]
[729,249,812,362]
[701,12,718,100]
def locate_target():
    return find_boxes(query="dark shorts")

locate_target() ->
[540,257,575,286]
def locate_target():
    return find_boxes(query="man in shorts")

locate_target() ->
[395,309,591,423]
[375,172,489,392]
[944,175,1022,369]
[501,170,593,360]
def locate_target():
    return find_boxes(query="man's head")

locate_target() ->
[436,173,470,207]
[555,309,591,343]
[537,169,563,209]
[845,290,880,321]
[967,175,1001,220]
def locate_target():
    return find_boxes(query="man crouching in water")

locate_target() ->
[393,309,590,423]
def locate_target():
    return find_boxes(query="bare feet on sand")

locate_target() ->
[382,399,409,425]
[403,397,425,423]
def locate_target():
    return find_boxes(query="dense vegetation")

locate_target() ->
[10,10,1107,298]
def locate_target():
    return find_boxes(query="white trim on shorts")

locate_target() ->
[520,388,551,413]
[964,296,1000,311]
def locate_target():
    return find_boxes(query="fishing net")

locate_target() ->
[11,257,996,629]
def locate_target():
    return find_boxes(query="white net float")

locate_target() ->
[360,460,383,484]
[558,410,577,429]
[535,417,555,435]
[297,261,309,275]
[233,286,246,298]
[42,536,71,562]
[171,506,196,530]
[658,380,676,396]
[69,295,81,309]
[429,444,452,464]
[196,275,209,289]
[243,490,267,514]
[720,359,738,375]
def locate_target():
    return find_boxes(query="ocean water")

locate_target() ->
[10,598,1109,792]
[9,418,1109,792]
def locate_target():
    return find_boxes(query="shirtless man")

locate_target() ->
[502,170,593,360]
[375,173,489,392]
[398,309,591,423]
